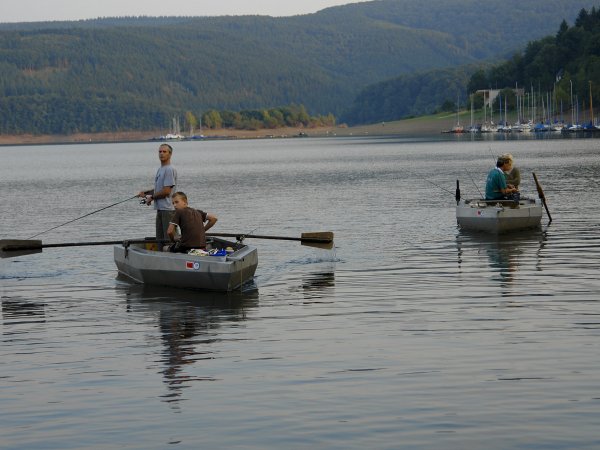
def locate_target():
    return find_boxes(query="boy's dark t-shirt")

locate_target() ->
[170,207,208,249]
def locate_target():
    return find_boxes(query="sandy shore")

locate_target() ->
[0,114,459,146]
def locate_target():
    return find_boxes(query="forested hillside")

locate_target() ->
[341,65,480,125]
[341,6,600,125]
[467,7,600,112]
[0,0,597,135]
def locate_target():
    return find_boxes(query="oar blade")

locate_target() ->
[300,232,334,250]
[301,240,334,250]
[0,239,43,258]
[532,172,552,223]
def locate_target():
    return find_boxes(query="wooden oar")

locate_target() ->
[532,172,552,223]
[0,238,162,258]
[1,231,334,258]
[207,231,334,250]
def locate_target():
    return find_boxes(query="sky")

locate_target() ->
[1,0,367,23]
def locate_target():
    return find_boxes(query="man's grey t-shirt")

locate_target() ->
[154,164,177,210]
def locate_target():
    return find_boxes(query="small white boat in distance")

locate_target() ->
[456,198,543,233]
[114,236,258,291]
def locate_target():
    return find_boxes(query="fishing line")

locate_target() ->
[404,169,455,196]
[401,166,483,200]
[28,195,139,239]
[464,168,483,198]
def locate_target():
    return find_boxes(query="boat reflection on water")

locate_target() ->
[115,276,258,409]
[456,228,548,288]
[484,238,525,285]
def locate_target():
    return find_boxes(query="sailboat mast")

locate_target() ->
[484,91,487,124]
[490,89,494,124]
[590,81,594,126]
[498,93,502,127]
[470,94,474,128]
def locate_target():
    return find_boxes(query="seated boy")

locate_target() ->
[166,192,217,253]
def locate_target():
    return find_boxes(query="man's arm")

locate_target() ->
[500,186,517,194]
[152,186,173,200]
[167,222,177,241]
[204,214,218,231]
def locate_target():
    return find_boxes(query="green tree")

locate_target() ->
[202,110,223,129]
[467,68,488,93]
[220,110,242,129]
[184,111,198,135]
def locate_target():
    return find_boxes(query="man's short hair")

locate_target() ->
[160,143,173,154]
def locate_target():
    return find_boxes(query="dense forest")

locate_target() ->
[0,0,597,135]
[342,6,600,125]
[467,7,600,114]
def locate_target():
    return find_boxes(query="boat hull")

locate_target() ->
[114,238,258,291]
[456,198,543,233]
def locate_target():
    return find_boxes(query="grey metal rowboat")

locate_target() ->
[456,197,543,233]
[114,236,258,291]
[455,173,551,234]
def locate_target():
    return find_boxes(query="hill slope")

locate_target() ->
[343,5,600,125]
[0,0,597,134]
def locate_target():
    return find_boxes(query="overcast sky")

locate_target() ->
[1,0,368,23]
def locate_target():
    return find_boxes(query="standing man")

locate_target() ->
[138,143,178,242]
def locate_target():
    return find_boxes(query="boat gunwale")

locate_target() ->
[118,236,256,264]
[460,197,541,209]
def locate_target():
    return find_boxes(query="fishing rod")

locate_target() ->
[456,145,497,200]
[27,195,139,239]
[228,226,260,243]
[488,146,498,162]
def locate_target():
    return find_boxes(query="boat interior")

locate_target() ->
[125,237,247,253]
[463,198,535,209]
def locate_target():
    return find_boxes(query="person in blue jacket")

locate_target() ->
[485,156,519,200]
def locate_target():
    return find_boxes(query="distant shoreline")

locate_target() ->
[0,115,459,146]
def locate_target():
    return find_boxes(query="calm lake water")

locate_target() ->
[1,134,600,449]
